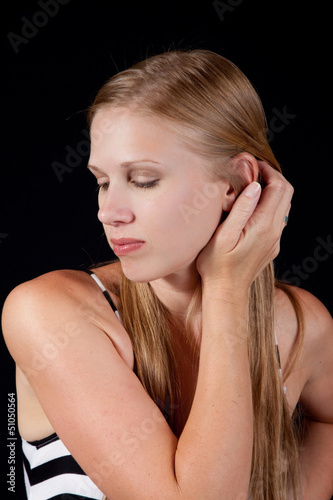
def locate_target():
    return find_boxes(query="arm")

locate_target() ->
[2,165,293,499]
[176,288,253,497]
[297,291,333,499]
[2,264,253,499]
[300,420,333,499]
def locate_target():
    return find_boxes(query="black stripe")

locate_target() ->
[27,433,59,449]
[22,448,31,475]
[102,289,117,312]
[85,270,117,312]
[47,495,99,500]
[23,454,86,486]
[275,344,281,368]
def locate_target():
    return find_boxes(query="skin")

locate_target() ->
[92,108,230,295]
[2,108,333,499]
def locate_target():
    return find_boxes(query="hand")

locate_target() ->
[196,162,294,291]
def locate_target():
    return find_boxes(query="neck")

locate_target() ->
[149,262,201,318]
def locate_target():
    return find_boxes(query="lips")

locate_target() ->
[110,238,145,256]
[111,238,144,245]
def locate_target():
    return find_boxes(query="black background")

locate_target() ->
[1,0,332,497]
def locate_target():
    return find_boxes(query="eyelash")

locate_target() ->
[132,180,159,189]
[96,179,159,191]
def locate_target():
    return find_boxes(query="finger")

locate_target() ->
[258,162,293,202]
[257,160,281,178]
[255,162,294,226]
[219,181,261,249]
[282,203,291,228]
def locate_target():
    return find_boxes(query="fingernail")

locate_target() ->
[245,182,261,199]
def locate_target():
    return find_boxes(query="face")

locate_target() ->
[88,107,228,283]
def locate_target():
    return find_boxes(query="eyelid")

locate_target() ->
[93,166,161,191]
[95,181,109,192]
[129,167,161,176]
[131,179,159,189]
[130,173,159,182]
[129,168,160,185]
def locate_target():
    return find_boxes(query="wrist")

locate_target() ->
[201,279,249,304]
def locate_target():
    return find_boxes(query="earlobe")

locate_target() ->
[221,183,237,212]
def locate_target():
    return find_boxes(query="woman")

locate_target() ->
[2,50,333,499]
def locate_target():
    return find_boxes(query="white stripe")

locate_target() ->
[23,465,30,496]
[22,438,71,467]
[90,273,107,292]
[90,272,122,323]
[27,473,104,499]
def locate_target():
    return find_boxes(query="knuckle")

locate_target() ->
[257,220,270,236]
[287,183,294,196]
[276,177,294,197]
[274,178,286,193]
[283,179,294,195]
[237,205,252,218]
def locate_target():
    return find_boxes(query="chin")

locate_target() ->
[119,254,198,284]
[119,259,163,283]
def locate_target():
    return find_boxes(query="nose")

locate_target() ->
[98,187,135,227]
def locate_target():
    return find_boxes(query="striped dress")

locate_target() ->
[22,433,104,499]
[21,272,117,499]
[21,271,286,498]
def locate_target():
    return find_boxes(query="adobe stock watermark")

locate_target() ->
[21,289,109,379]
[52,128,90,183]
[21,319,82,379]
[76,403,178,496]
[281,234,333,286]
[212,0,244,22]
[52,116,114,182]
[178,104,295,224]
[7,0,71,54]
[0,233,9,244]
[264,106,297,144]
[178,182,220,224]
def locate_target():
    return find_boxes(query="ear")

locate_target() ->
[222,153,259,212]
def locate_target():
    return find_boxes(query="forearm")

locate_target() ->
[299,419,333,500]
[175,287,253,498]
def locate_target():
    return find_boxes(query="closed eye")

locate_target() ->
[95,182,109,192]
[131,179,159,189]
[95,179,159,192]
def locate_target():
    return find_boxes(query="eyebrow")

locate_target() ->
[87,160,161,173]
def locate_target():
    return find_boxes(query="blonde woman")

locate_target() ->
[2,50,333,500]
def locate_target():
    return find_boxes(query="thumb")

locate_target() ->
[243,181,262,201]
[220,182,261,249]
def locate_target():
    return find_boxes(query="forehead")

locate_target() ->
[89,107,204,168]
[90,106,179,141]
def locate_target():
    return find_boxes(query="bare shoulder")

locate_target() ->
[275,283,332,341]
[278,283,331,338]
[2,269,84,341]
[2,265,133,373]
[292,287,333,421]
[275,283,333,419]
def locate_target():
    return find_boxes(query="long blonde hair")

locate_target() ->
[88,50,304,499]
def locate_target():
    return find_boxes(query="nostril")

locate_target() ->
[97,205,135,226]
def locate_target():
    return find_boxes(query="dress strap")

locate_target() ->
[274,330,282,369]
[85,270,118,312]
[274,330,287,394]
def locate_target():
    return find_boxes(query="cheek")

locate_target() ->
[178,181,223,235]
[147,184,223,253]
